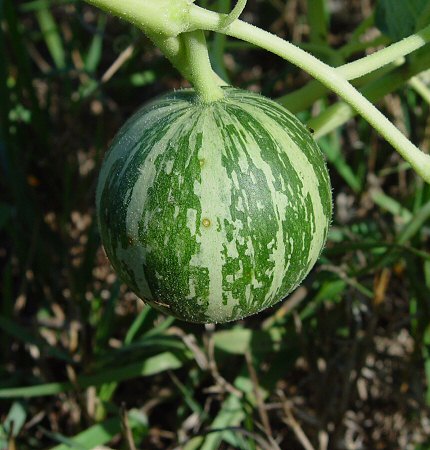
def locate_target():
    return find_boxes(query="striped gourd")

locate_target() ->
[96,87,332,323]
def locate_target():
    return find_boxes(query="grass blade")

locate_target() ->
[35,6,66,70]
[0,352,188,398]
[47,409,148,450]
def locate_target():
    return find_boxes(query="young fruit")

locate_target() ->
[96,87,332,323]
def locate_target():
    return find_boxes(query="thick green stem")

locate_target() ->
[183,30,224,102]
[84,0,190,36]
[84,0,226,92]
[83,0,430,181]
[146,33,192,81]
[187,5,430,183]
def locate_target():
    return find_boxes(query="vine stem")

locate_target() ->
[187,5,430,183]
[84,0,225,101]
[83,0,430,182]
[339,23,430,80]
[84,0,190,35]
[182,30,224,102]
[409,73,430,105]
[277,23,430,109]
[308,50,430,139]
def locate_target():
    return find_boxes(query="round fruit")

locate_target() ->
[96,87,332,323]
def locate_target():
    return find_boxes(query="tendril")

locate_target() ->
[222,0,247,29]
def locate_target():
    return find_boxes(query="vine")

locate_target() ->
[83,0,430,183]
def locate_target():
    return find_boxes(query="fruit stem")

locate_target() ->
[84,0,226,96]
[182,30,224,103]
[83,0,430,181]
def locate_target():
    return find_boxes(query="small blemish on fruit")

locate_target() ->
[153,299,170,308]
[199,158,205,167]
[202,218,211,228]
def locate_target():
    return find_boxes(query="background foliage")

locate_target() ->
[1,0,430,448]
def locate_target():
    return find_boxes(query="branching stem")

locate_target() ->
[339,24,430,80]
[83,0,430,182]
[187,5,430,183]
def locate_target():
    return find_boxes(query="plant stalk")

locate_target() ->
[308,55,430,138]
[339,24,430,80]
[278,26,430,110]
[84,0,190,36]
[82,0,430,181]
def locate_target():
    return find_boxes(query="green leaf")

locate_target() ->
[200,394,244,450]
[129,71,156,87]
[0,352,187,398]
[3,401,27,437]
[397,200,430,245]
[371,190,413,223]
[214,328,252,354]
[47,410,148,450]
[84,15,106,73]
[307,0,329,44]
[124,305,152,344]
[375,0,430,40]
[35,7,66,70]
[213,328,281,355]
[313,279,347,303]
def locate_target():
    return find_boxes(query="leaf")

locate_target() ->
[47,409,148,450]
[200,395,244,450]
[371,190,413,223]
[3,401,27,437]
[375,0,430,40]
[397,200,430,245]
[213,328,280,355]
[0,352,187,398]
[35,6,66,69]
[214,328,252,354]
[84,15,106,73]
